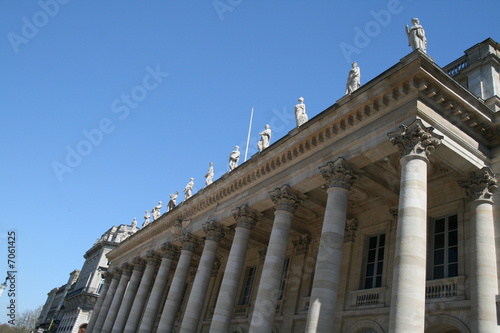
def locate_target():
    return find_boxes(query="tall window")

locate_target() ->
[431,214,458,279]
[363,234,385,289]
[239,266,256,305]
[278,258,290,300]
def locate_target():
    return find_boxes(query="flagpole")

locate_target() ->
[244,107,254,162]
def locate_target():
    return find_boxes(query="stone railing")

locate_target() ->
[350,287,386,307]
[443,55,468,77]
[425,276,465,300]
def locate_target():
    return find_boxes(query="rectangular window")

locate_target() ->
[363,234,385,289]
[432,214,458,279]
[278,258,290,300]
[239,266,256,305]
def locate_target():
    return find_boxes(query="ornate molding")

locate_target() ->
[161,242,180,260]
[344,218,359,243]
[458,167,498,202]
[121,263,134,276]
[232,204,262,230]
[388,119,442,159]
[202,220,226,243]
[269,184,303,214]
[102,271,114,283]
[292,234,311,255]
[176,232,200,252]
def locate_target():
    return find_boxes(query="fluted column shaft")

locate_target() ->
[87,272,113,333]
[249,185,302,333]
[157,234,199,333]
[388,120,442,333]
[210,205,260,333]
[180,221,225,332]
[124,252,160,333]
[305,158,357,333]
[138,244,179,333]
[460,168,499,333]
[102,265,133,333]
[111,258,146,333]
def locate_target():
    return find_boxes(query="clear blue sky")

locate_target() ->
[1,0,499,324]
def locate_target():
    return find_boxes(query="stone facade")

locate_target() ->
[37,223,138,333]
[88,39,500,333]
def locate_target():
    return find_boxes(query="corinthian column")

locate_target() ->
[124,251,160,333]
[180,221,226,332]
[387,119,442,333]
[157,233,199,333]
[91,269,121,333]
[102,263,134,333]
[210,205,261,333]
[305,157,358,333]
[138,243,179,333]
[86,271,113,333]
[249,185,302,333]
[459,168,499,333]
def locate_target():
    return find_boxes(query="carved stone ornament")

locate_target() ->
[175,232,200,252]
[132,257,147,272]
[458,167,498,202]
[344,218,359,243]
[161,242,180,260]
[269,184,303,213]
[111,268,122,279]
[387,119,442,159]
[121,263,135,276]
[145,250,161,266]
[292,234,311,255]
[211,260,221,277]
[102,271,114,283]
[232,204,262,230]
[319,157,358,190]
[202,220,226,243]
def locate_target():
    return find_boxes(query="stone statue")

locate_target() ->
[294,97,308,127]
[205,162,214,186]
[143,210,151,227]
[345,62,361,95]
[257,125,272,152]
[168,191,179,211]
[229,146,240,171]
[406,18,427,52]
[184,178,194,200]
[152,201,162,220]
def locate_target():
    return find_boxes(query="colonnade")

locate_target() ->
[88,119,498,333]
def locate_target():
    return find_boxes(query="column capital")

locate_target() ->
[269,184,303,214]
[110,268,122,279]
[344,218,358,243]
[292,234,311,255]
[319,157,358,190]
[203,220,226,243]
[388,119,442,159]
[102,271,114,283]
[132,257,147,272]
[458,167,498,202]
[161,242,180,260]
[176,232,200,252]
[145,250,161,266]
[121,263,134,276]
[232,204,262,230]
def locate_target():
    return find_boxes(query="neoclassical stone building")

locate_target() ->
[88,38,500,333]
